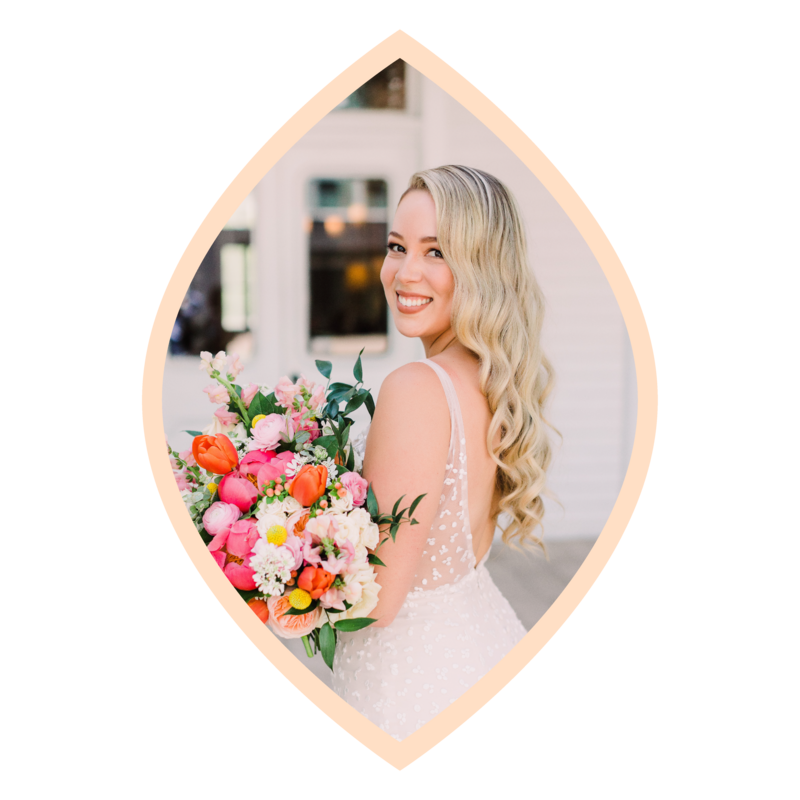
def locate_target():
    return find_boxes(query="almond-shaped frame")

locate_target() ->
[141,29,659,771]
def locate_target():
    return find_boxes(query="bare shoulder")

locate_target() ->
[367,362,449,453]
[378,362,446,407]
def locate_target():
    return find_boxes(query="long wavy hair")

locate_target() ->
[400,166,558,554]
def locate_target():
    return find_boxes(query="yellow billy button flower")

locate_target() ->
[289,588,312,610]
[266,525,288,546]
[250,414,266,430]
[207,482,218,495]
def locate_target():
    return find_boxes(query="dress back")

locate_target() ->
[408,358,480,593]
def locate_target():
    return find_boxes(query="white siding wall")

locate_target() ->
[163,67,637,541]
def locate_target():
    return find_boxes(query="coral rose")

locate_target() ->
[297,566,335,600]
[192,434,238,475]
[247,598,270,623]
[266,595,322,639]
[288,464,327,507]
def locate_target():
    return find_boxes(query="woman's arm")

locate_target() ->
[362,362,451,627]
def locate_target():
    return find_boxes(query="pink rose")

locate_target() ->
[252,413,294,451]
[202,501,242,537]
[273,377,299,408]
[238,450,275,481]
[203,384,230,405]
[266,595,322,639]
[241,383,259,409]
[339,472,368,507]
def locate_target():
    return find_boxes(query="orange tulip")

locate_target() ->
[192,434,239,476]
[288,464,328,507]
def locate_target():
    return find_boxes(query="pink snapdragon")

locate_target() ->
[226,353,244,380]
[203,384,230,405]
[241,383,260,409]
[213,408,239,428]
[273,377,299,408]
[200,350,227,376]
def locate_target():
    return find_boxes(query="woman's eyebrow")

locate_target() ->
[388,231,438,243]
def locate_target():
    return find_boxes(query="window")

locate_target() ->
[335,60,406,110]
[169,195,257,359]
[307,178,389,355]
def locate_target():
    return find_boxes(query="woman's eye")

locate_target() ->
[429,249,443,258]
[387,242,404,253]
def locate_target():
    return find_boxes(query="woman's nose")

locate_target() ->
[395,251,423,283]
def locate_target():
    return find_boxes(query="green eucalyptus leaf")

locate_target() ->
[353,348,364,383]
[409,493,427,517]
[183,430,203,437]
[324,399,339,419]
[367,553,386,567]
[344,393,363,415]
[319,622,336,670]
[333,617,376,632]
[315,359,332,379]
[366,485,379,517]
[392,494,406,517]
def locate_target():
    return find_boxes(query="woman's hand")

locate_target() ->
[362,362,450,627]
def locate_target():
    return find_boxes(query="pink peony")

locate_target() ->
[208,518,260,590]
[202,501,242,537]
[218,472,258,512]
[238,450,275,481]
[339,472,368,507]
[241,383,260,409]
[203,384,230,405]
[252,413,294,451]
[273,377,299,408]
[256,451,296,489]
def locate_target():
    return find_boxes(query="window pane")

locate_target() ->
[308,178,389,353]
[335,60,406,110]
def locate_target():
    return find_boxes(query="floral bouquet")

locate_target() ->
[167,349,424,669]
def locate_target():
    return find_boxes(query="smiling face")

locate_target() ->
[381,189,456,351]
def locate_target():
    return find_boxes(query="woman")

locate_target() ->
[331,165,555,740]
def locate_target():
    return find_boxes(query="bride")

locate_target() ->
[331,165,555,740]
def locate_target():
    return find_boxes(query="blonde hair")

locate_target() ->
[401,166,558,554]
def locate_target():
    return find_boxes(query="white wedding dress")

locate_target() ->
[331,358,527,740]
